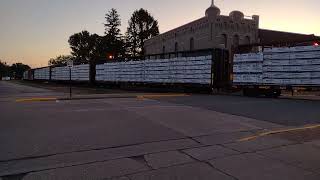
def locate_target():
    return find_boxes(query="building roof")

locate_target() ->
[259,29,320,45]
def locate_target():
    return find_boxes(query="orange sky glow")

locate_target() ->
[0,0,319,68]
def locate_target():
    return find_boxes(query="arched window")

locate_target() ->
[162,46,166,54]
[190,38,194,51]
[175,42,178,53]
[233,35,239,47]
[222,34,228,48]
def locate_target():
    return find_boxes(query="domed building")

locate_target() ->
[205,0,221,17]
[144,0,260,55]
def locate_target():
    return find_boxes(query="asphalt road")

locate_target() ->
[158,94,320,126]
[0,81,319,180]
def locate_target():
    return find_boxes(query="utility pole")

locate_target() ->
[67,60,74,99]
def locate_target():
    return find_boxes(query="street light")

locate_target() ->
[107,53,114,60]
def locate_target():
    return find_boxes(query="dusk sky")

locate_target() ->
[1,0,319,68]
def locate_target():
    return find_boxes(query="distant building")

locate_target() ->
[144,0,319,55]
[258,29,319,46]
[144,0,260,55]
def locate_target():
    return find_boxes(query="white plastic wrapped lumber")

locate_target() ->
[264,53,290,60]
[234,53,263,62]
[290,51,320,59]
[263,65,320,72]
[233,63,262,73]
[290,45,320,52]
[263,60,290,66]
[93,56,214,84]
[264,47,290,53]
[233,74,262,84]
[34,67,50,80]
[263,72,311,79]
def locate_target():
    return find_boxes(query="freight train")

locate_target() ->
[233,44,320,97]
[24,44,320,97]
[23,49,229,92]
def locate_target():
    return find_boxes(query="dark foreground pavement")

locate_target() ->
[157,94,320,126]
[0,81,320,180]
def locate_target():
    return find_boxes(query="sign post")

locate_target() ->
[67,60,74,99]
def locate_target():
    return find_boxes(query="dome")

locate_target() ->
[205,0,221,17]
[229,11,244,20]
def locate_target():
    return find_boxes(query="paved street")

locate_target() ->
[157,94,320,126]
[0,81,320,180]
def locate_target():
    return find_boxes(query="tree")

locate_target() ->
[68,30,97,63]
[105,34,126,59]
[104,8,126,58]
[10,63,30,79]
[0,61,11,78]
[48,55,74,66]
[126,17,139,57]
[69,31,109,83]
[1,61,30,79]
[104,8,121,40]
[68,31,114,62]
[90,34,121,61]
[126,9,159,56]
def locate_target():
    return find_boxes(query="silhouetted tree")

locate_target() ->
[0,61,11,78]
[68,31,115,62]
[125,17,139,57]
[69,31,109,83]
[10,63,30,79]
[104,8,121,40]
[104,8,126,58]
[48,55,74,66]
[126,9,159,57]
[68,31,97,63]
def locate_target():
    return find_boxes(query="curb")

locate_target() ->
[15,93,190,102]
[16,98,58,102]
[279,96,320,102]
[58,95,137,101]
[239,124,320,142]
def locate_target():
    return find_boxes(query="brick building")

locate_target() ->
[144,0,319,55]
[144,0,260,55]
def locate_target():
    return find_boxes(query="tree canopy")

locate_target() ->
[126,8,159,56]
[68,30,99,63]
[104,8,126,58]
[0,61,11,78]
[104,8,121,40]
[68,30,124,63]
[48,55,74,66]
[49,8,160,66]
[0,61,30,79]
[10,63,31,79]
